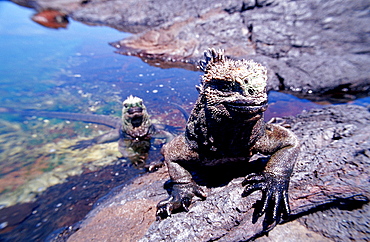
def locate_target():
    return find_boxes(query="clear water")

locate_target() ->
[0,1,326,206]
[0,1,368,240]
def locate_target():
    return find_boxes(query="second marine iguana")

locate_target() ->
[156,49,300,231]
[6,96,177,166]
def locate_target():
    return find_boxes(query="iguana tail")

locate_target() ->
[170,103,189,122]
[1,108,122,129]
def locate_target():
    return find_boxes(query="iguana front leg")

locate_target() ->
[156,136,207,219]
[243,123,299,231]
[152,124,175,143]
[118,138,151,166]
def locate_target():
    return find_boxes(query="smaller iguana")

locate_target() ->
[68,95,173,166]
[2,96,178,166]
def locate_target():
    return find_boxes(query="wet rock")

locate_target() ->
[0,202,37,234]
[0,162,142,242]
[10,0,370,99]
[67,104,370,241]
[67,167,169,242]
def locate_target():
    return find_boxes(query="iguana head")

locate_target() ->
[122,95,151,137]
[198,49,268,120]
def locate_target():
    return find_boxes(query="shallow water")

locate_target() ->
[0,1,201,210]
[0,1,368,241]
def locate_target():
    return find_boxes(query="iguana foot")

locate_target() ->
[145,159,164,172]
[242,172,291,231]
[156,182,207,220]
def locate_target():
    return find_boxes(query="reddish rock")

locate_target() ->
[31,10,69,29]
[68,168,169,242]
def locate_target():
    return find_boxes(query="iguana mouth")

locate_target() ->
[226,101,268,113]
[131,115,143,128]
[127,106,143,115]
[127,107,144,127]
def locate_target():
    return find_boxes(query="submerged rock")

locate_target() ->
[66,104,370,241]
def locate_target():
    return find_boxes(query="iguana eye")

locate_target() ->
[218,83,232,92]
[209,80,232,92]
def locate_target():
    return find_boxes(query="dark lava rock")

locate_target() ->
[300,203,370,242]
[11,0,370,100]
[67,104,370,242]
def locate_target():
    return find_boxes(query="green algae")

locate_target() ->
[0,118,123,208]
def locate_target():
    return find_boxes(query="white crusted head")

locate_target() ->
[199,48,267,97]
[123,95,144,107]
[121,95,151,136]
[197,49,268,119]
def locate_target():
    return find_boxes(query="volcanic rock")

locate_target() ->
[67,104,370,241]
[11,0,370,99]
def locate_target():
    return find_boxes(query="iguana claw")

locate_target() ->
[242,172,291,231]
[156,182,207,220]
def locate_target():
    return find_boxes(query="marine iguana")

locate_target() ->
[156,49,300,231]
[68,95,169,166]
[4,96,177,166]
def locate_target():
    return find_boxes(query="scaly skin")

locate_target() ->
[157,49,300,231]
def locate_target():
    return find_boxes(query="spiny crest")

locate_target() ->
[123,95,143,107]
[198,48,226,72]
[199,49,267,94]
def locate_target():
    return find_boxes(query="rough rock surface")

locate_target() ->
[67,104,370,242]
[11,0,370,99]
[299,203,370,242]
[66,168,168,242]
